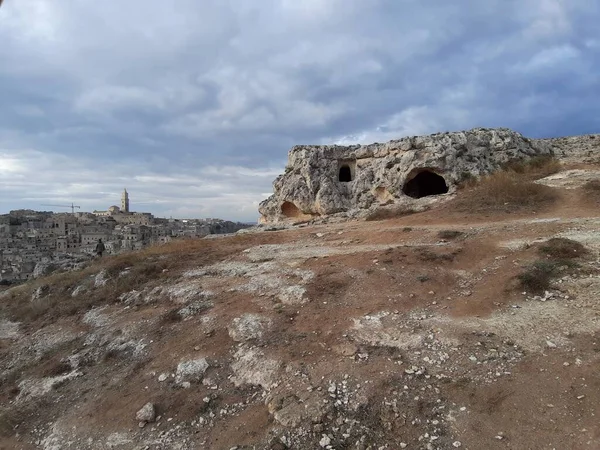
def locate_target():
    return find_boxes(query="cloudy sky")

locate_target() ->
[1,1,598,222]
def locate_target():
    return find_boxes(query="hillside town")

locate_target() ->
[0,189,251,284]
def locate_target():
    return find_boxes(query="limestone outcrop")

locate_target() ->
[259,127,554,223]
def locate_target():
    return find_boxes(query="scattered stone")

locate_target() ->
[228,314,272,342]
[71,285,87,298]
[175,358,209,383]
[94,270,110,288]
[31,285,49,302]
[319,435,331,447]
[136,403,156,423]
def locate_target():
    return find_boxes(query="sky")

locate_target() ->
[1,1,599,222]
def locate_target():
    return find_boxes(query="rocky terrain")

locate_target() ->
[1,137,600,449]
[259,128,600,223]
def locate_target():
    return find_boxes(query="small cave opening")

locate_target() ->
[402,170,449,199]
[338,164,353,182]
[281,201,303,218]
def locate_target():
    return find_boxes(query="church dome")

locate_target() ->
[108,205,121,214]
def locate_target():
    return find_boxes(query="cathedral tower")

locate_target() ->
[121,188,130,213]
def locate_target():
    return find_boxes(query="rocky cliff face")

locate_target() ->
[537,134,600,165]
[259,128,555,223]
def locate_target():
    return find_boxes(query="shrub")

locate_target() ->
[517,260,561,293]
[437,230,464,240]
[517,259,581,294]
[538,238,587,259]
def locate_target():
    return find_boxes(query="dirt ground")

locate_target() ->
[2,167,600,449]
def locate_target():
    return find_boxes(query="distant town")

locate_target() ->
[0,189,252,284]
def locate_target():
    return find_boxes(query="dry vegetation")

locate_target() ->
[502,155,562,180]
[0,233,283,326]
[539,237,588,259]
[454,157,562,213]
[517,238,588,294]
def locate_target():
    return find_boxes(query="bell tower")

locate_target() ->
[121,188,130,213]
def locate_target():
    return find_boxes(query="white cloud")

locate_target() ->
[514,45,581,73]
[522,0,571,39]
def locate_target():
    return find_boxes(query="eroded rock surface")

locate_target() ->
[259,127,554,222]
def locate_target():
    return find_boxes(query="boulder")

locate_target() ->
[33,262,57,279]
[259,127,553,223]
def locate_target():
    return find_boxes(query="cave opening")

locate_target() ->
[338,165,352,182]
[402,170,449,198]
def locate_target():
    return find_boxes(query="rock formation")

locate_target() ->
[259,127,555,223]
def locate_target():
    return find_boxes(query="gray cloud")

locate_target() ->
[1,0,599,221]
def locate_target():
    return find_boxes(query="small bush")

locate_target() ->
[437,230,464,240]
[517,261,559,293]
[517,259,580,294]
[539,238,587,259]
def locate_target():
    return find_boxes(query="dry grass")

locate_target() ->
[454,171,560,213]
[0,233,284,326]
[0,256,169,324]
[502,155,562,180]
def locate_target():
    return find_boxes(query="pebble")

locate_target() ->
[136,403,156,424]
[453,442,462,448]
[319,435,331,447]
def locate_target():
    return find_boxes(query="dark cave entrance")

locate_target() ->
[338,165,352,182]
[402,170,449,199]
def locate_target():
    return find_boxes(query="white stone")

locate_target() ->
[136,402,156,423]
[175,358,209,383]
[227,314,272,342]
[319,435,331,447]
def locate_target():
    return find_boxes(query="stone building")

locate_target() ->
[93,189,153,224]
[259,128,555,223]
[121,188,130,213]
